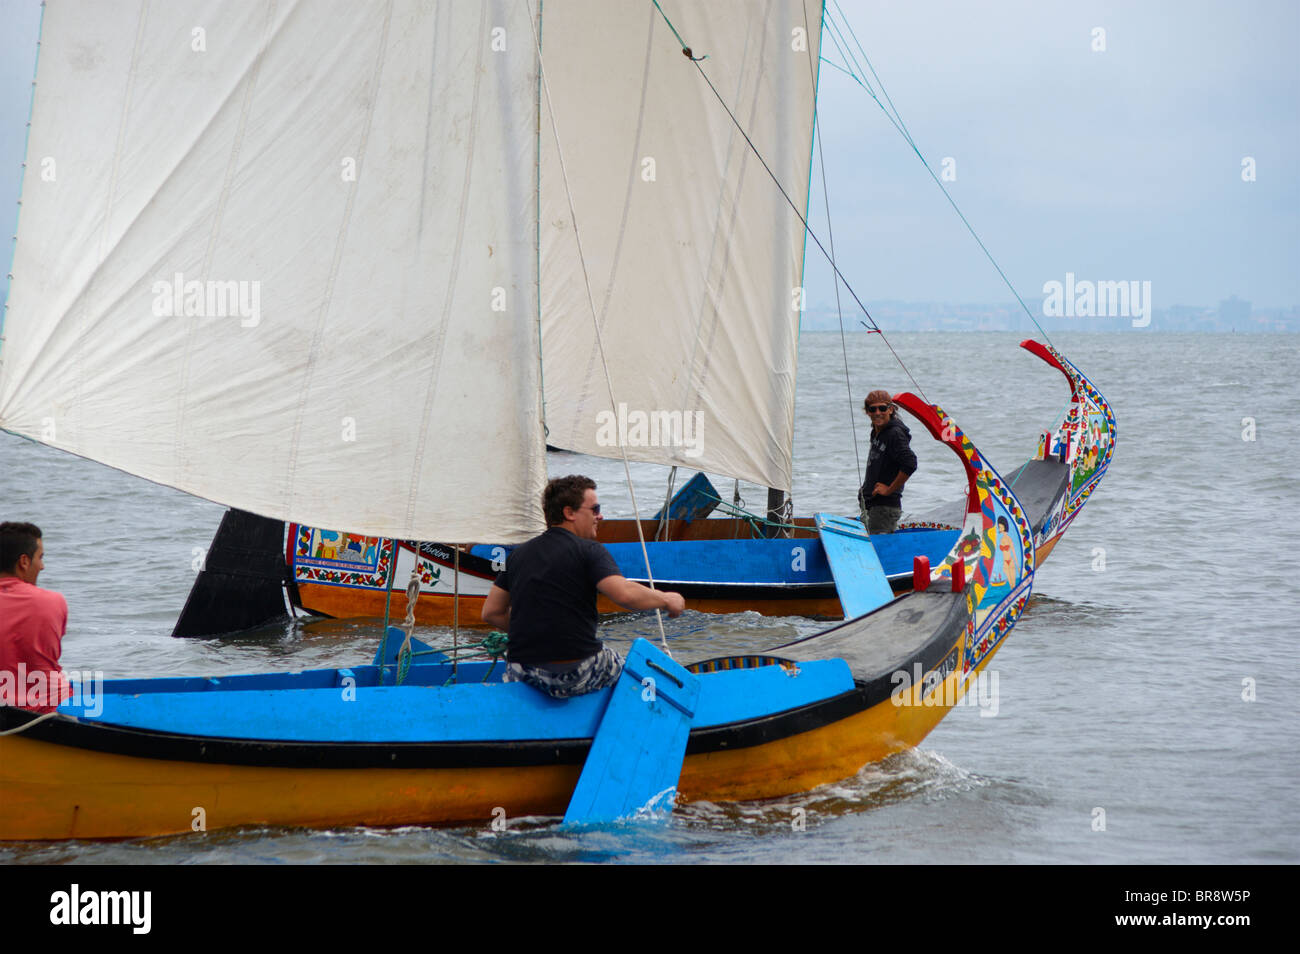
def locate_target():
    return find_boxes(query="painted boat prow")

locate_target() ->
[1018,339,1117,554]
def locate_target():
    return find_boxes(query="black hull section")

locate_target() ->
[172,509,291,638]
[0,684,864,770]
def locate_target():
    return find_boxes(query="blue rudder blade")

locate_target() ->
[814,512,896,619]
[563,638,701,825]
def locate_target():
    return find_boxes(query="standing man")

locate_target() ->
[858,391,917,535]
[481,475,685,698]
[0,522,69,712]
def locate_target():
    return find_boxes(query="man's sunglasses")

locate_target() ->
[866,404,891,413]
[578,504,602,515]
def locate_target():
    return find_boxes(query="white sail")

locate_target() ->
[538,0,823,491]
[0,0,548,543]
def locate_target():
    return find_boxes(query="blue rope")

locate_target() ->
[824,0,1056,348]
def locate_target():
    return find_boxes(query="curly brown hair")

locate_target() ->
[542,475,596,526]
[863,389,894,414]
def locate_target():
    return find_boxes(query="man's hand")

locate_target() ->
[662,590,686,618]
[873,471,909,498]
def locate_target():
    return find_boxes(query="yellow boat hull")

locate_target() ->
[0,635,984,841]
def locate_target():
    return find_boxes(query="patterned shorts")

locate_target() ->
[504,646,625,699]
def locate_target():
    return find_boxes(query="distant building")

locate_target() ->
[1218,295,1251,328]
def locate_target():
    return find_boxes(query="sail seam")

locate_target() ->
[175,2,278,488]
[73,0,152,456]
[530,4,670,653]
[283,1,395,522]
[401,2,491,535]
[561,3,659,450]
[1,3,308,435]
[685,9,759,476]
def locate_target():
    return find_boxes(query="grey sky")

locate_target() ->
[809,0,1298,310]
[2,1,1296,312]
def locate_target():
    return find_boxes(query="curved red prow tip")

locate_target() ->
[892,392,981,516]
[892,392,960,450]
[1020,338,1068,375]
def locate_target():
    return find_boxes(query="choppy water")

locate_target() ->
[1,331,1297,863]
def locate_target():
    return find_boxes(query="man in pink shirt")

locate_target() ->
[0,522,69,712]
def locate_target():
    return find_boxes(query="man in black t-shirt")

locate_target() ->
[481,475,685,698]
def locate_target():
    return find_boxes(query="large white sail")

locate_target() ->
[538,0,823,491]
[0,0,548,542]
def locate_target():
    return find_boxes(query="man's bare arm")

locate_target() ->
[596,575,685,617]
[481,584,511,630]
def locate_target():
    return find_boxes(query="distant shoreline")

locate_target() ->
[798,300,1297,334]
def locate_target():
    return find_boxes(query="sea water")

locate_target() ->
[1,331,1296,864]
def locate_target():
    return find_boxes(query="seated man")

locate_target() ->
[0,522,69,712]
[481,475,685,698]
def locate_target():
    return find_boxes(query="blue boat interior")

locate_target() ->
[56,654,856,743]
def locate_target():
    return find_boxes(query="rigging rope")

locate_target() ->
[825,0,1067,473]
[649,2,1058,473]
[656,466,677,542]
[0,711,58,736]
[700,490,802,534]
[648,2,931,404]
[385,631,509,685]
[528,7,673,657]
[823,0,1056,349]
[395,564,421,685]
[376,537,401,686]
[801,1,862,486]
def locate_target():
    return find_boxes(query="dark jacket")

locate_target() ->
[859,416,917,510]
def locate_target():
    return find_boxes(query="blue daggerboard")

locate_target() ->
[564,638,701,825]
[650,471,719,524]
[814,513,896,619]
[372,626,449,668]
